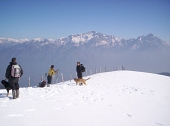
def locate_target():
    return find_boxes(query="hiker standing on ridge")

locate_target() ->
[5,57,23,99]
[47,65,58,85]
[76,62,82,79]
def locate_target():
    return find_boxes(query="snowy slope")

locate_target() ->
[0,71,170,126]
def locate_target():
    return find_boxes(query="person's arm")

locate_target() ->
[52,69,57,75]
[76,66,78,72]
[54,69,58,74]
[20,65,23,77]
[5,65,10,79]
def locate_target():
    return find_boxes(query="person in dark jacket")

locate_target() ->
[76,62,82,78]
[5,57,23,99]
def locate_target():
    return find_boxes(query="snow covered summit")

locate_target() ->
[1,31,169,49]
[0,71,170,126]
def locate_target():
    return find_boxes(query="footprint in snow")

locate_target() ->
[127,114,132,117]
[155,122,164,126]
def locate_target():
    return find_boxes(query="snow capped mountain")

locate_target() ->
[129,34,170,50]
[0,31,170,87]
[0,31,169,50]
[0,38,29,43]
[69,31,124,47]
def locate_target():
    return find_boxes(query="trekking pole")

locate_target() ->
[45,73,49,87]
[56,69,59,84]
[56,73,58,84]
[45,73,47,81]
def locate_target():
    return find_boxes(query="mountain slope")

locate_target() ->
[0,71,170,126]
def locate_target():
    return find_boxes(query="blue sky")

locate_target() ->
[0,0,170,43]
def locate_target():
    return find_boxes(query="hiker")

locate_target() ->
[5,57,23,99]
[76,62,82,79]
[47,65,58,84]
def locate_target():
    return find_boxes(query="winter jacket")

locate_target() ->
[5,61,23,83]
[76,65,82,78]
[76,65,82,74]
[48,68,57,76]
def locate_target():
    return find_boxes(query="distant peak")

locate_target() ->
[137,34,155,39]
[85,31,98,35]
[87,30,97,33]
[147,33,154,37]
[33,38,45,41]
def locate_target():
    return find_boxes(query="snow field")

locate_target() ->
[0,71,170,126]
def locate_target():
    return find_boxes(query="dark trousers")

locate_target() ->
[11,83,19,90]
[47,75,52,84]
[9,77,19,90]
[77,73,82,78]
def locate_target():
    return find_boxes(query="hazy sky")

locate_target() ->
[0,0,170,43]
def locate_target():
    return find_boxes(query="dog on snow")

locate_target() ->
[74,78,90,86]
[1,80,12,96]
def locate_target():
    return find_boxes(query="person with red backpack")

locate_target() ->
[5,57,23,99]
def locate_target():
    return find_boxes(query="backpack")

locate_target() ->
[11,65,21,77]
[81,64,85,72]
[38,80,46,87]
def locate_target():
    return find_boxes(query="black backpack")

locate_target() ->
[81,64,85,72]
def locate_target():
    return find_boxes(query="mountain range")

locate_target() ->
[1,31,170,50]
[0,31,170,87]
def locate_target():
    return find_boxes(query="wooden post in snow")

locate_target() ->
[70,75,72,82]
[90,70,92,75]
[41,75,43,81]
[95,68,97,74]
[61,73,64,83]
[28,77,30,87]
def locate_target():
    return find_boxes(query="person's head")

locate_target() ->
[51,65,54,68]
[77,62,80,66]
[11,57,16,62]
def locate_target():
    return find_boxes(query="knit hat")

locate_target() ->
[11,57,16,62]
